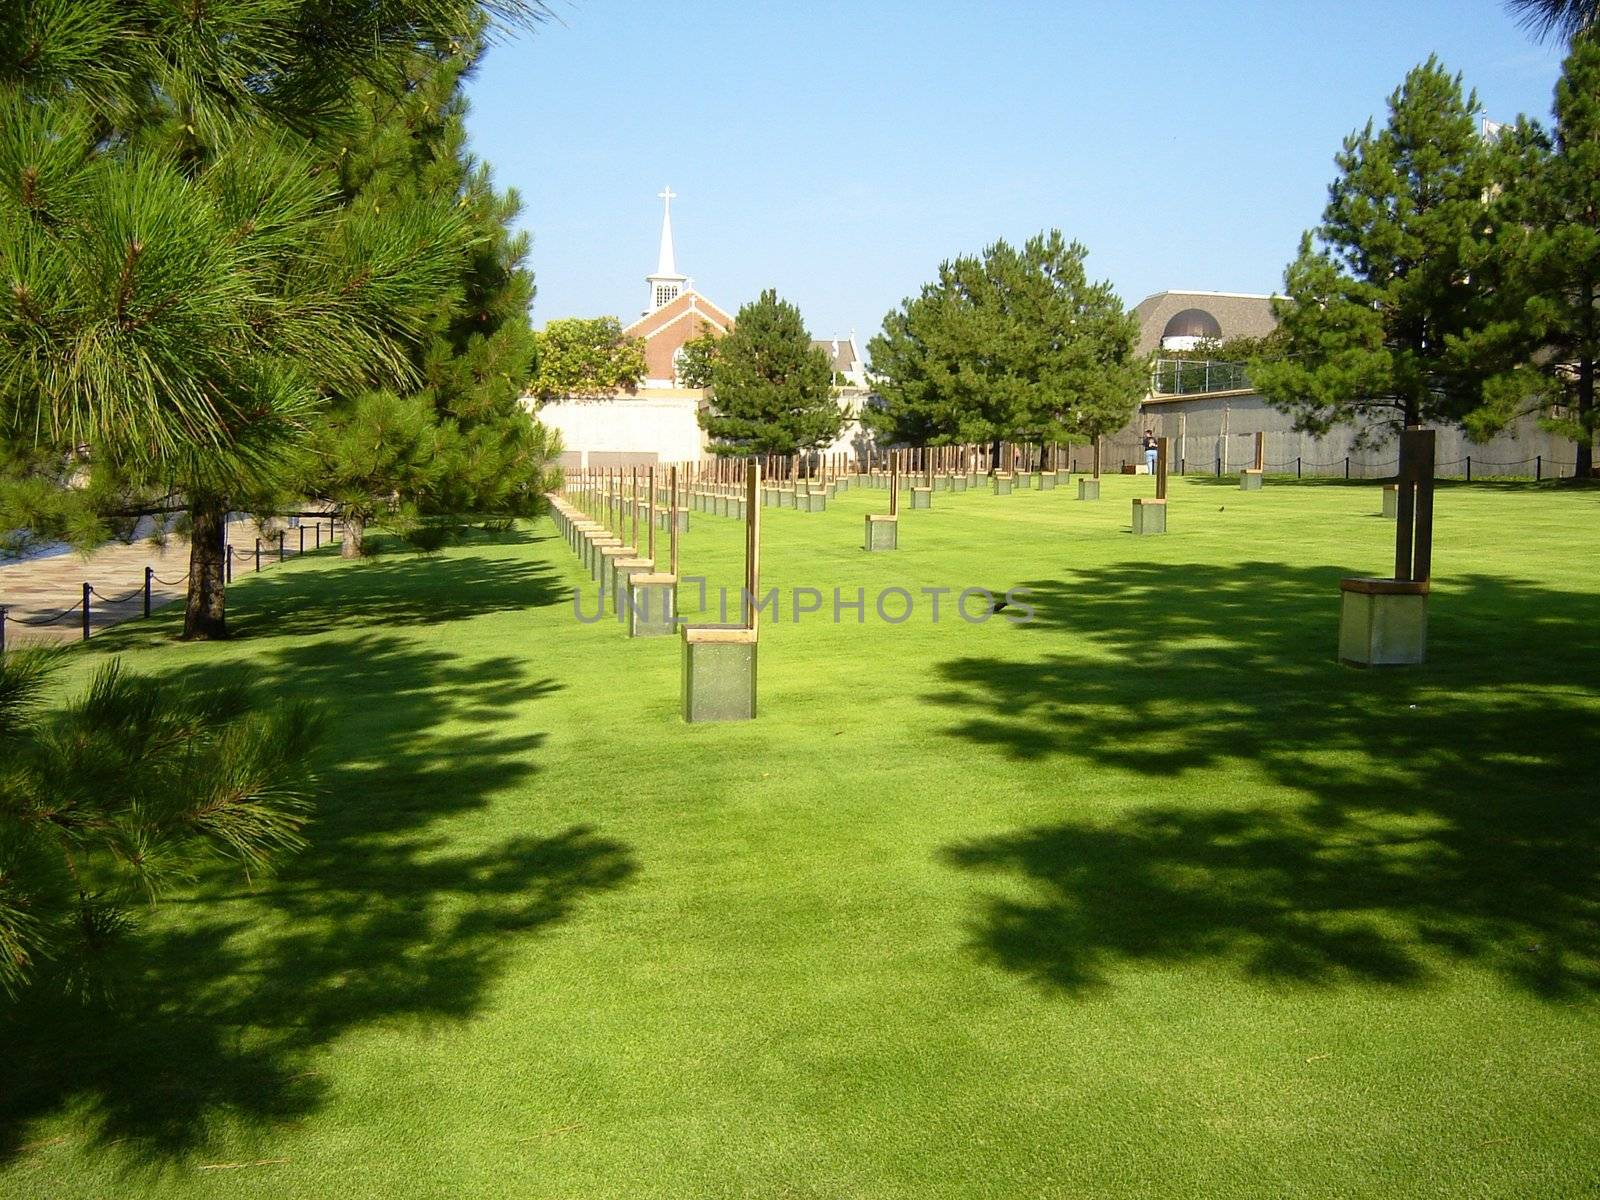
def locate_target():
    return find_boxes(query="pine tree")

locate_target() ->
[866,232,1143,453]
[700,290,840,455]
[0,650,322,998]
[1506,0,1600,42]
[301,26,560,557]
[1250,59,1513,443]
[1490,42,1600,478]
[0,1,545,633]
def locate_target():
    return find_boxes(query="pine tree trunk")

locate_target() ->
[340,512,367,558]
[183,502,229,640]
[1576,358,1594,480]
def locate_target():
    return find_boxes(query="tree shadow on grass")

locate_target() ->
[214,531,569,639]
[935,562,1600,999]
[0,631,636,1170]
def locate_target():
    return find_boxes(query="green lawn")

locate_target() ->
[4,474,1598,1198]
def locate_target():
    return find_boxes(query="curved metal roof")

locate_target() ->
[1162,308,1223,341]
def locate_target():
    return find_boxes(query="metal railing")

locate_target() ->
[1151,359,1251,396]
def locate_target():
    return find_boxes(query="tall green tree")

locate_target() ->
[1251,59,1513,442]
[700,290,840,455]
[303,30,561,556]
[1488,42,1600,478]
[530,317,647,399]
[0,1,544,634]
[866,231,1143,453]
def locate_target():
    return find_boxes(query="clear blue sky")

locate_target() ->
[464,0,1566,341]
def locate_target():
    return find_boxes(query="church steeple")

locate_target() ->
[645,186,688,313]
[656,186,677,276]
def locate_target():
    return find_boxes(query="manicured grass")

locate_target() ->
[3,474,1598,1198]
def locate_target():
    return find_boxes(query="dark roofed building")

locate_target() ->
[1132,290,1278,355]
[811,334,867,388]
[1161,307,1223,346]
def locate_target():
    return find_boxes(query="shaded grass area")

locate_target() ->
[937,563,1598,998]
[2,478,1597,1198]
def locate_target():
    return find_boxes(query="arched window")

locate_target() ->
[1160,308,1222,350]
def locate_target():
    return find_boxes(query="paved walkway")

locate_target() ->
[0,516,342,647]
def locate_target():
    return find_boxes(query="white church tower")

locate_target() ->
[645,186,689,313]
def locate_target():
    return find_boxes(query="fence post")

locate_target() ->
[82,582,91,641]
[1215,456,1221,478]
[1,605,6,654]
[1344,456,1350,480]
[1296,456,1302,479]
[1536,455,1541,482]
[143,566,152,618]
[300,526,305,554]
[279,531,285,563]
[1180,456,1186,476]
[255,538,261,572]
[226,546,233,583]
[1466,455,1472,482]
[315,523,321,549]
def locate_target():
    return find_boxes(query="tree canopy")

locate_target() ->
[0,1,548,635]
[865,231,1143,451]
[299,27,559,557]
[1481,41,1600,476]
[674,327,722,390]
[700,291,840,456]
[530,317,647,399]
[1250,59,1514,443]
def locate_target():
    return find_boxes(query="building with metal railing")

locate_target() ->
[1113,291,1580,479]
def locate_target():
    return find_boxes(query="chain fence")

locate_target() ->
[0,514,342,653]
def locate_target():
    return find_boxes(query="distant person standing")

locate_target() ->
[1141,430,1159,476]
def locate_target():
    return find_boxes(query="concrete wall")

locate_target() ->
[819,386,876,461]
[531,392,707,469]
[533,387,878,470]
[1096,391,1577,479]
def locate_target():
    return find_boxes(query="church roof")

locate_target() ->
[622,290,733,341]
[812,336,861,375]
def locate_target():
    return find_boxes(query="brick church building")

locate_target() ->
[621,187,734,388]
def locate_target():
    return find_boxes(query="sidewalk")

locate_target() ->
[0,517,341,647]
